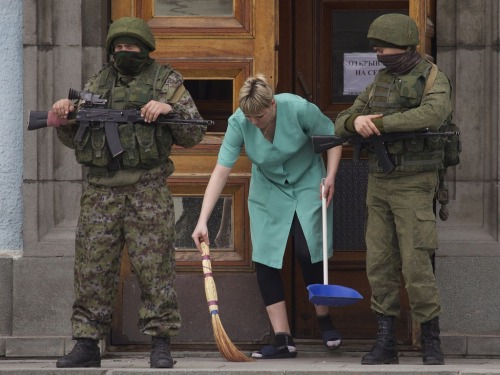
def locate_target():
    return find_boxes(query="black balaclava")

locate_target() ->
[112,36,152,76]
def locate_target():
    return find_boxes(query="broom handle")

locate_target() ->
[201,242,219,314]
[322,179,328,285]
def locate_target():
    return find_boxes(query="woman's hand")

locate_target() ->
[192,222,209,253]
[320,177,335,207]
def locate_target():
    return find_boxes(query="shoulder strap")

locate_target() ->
[368,74,380,101]
[368,83,375,101]
[421,62,439,103]
[152,63,186,104]
[169,84,186,104]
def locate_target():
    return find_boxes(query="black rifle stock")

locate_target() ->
[27,89,214,158]
[312,128,460,174]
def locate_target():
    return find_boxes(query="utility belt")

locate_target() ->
[369,149,444,173]
[87,157,125,177]
[106,155,163,172]
[107,156,125,172]
[88,156,163,177]
[87,164,167,189]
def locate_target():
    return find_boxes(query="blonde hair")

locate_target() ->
[238,74,274,116]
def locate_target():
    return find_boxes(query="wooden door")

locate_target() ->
[278,0,436,349]
[109,0,278,350]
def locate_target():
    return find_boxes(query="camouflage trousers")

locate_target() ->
[71,170,180,339]
[365,171,441,323]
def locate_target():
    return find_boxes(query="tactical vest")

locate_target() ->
[74,61,179,170]
[365,60,447,173]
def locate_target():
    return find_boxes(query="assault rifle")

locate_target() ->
[312,128,460,174]
[27,89,214,158]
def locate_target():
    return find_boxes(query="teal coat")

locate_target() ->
[218,94,335,268]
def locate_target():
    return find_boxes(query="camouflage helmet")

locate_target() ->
[105,17,156,54]
[367,13,419,47]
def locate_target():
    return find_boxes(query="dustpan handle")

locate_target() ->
[321,179,328,285]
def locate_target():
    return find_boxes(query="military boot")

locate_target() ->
[361,314,399,365]
[150,336,174,368]
[421,316,445,365]
[55,338,101,368]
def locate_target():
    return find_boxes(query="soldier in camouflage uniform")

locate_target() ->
[335,14,452,366]
[48,17,206,369]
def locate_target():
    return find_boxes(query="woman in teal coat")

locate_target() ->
[192,75,342,359]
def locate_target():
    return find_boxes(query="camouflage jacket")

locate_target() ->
[335,59,453,174]
[56,61,206,184]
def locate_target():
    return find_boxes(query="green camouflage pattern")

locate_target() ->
[368,66,425,115]
[336,59,453,174]
[71,166,181,339]
[56,61,206,174]
[55,54,205,340]
[365,171,441,323]
[335,38,452,325]
[105,17,156,53]
[367,13,419,47]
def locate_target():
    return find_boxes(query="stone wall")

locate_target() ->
[12,0,109,357]
[435,0,500,355]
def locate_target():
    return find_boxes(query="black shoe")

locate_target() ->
[361,314,399,365]
[56,338,101,368]
[317,314,342,350]
[421,317,445,365]
[251,332,297,359]
[150,336,174,368]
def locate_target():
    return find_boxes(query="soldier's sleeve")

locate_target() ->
[158,70,206,148]
[55,126,79,149]
[335,84,372,137]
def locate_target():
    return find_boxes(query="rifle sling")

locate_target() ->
[169,84,186,104]
[422,63,438,101]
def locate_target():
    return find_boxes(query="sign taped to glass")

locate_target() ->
[343,53,383,95]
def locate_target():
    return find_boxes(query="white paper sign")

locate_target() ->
[343,53,384,95]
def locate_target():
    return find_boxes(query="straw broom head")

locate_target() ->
[201,242,253,362]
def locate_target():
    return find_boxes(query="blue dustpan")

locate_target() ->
[308,283,363,307]
[308,180,363,307]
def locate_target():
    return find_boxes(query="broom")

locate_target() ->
[200,242,253,362]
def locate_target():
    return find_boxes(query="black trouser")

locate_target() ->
[255,213,323,306]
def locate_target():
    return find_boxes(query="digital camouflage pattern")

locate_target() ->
[55,20,205,340]
[72,167,180,338]
[56,62,205,173]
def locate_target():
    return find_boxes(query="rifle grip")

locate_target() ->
[74,122,89,143]
[373,141,395,174]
